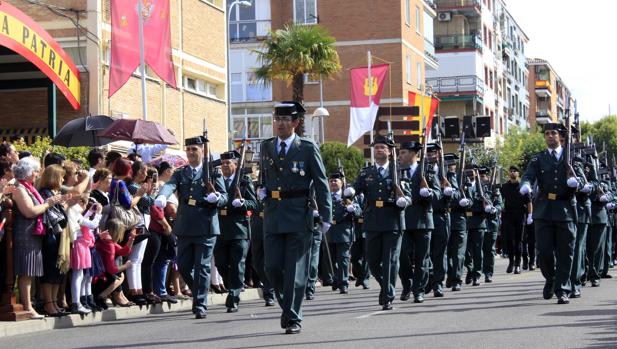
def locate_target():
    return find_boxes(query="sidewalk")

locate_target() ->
[0,288,262,338]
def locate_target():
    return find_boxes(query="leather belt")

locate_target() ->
[184,199,211,207]
[465,211,484,217]
[539,193,571,201]
[368,200,396,208]
[267,189,310,200]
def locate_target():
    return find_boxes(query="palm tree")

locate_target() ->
[254,23,341,136]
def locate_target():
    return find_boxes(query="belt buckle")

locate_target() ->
[259,212,264,218]
[358,218,364,224]
[220,209,227,216]
[466,212,473,217]
[332,220,337,225]
[271,190,280,200]
[548,193,557,200]
[376,200,384,208]
[188,199,197,206]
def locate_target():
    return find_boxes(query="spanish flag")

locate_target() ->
[408,91,439,139]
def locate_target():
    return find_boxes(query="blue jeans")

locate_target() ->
[153,255,171,296]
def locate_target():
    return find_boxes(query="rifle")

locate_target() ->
[564,109,577,179]
[473,168,492,208]
[233,131,248,200]
[457,131,467,199]
[337,159,352,205]
[436,128,451,189]
[387,121,405,199]
[202,119,216,194]
[418,125,430,190]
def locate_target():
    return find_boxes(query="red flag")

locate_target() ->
[143,0,176,88]
[348,64,389,146]
[109,0,140,97]
[408,91,439,140]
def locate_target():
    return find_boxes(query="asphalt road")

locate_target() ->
[3,257,617,349]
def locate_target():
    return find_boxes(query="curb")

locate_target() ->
[0,288,262,338]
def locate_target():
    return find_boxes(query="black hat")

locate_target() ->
[274,101,306,119]
[444,153,459,166]
[185,136,207,146]
[426,142,441,152]
[509,165,520,172]
[329,171,344,180]
[400,141,421,151]
[44,152,66,167]
[18,151,31,159]
[371,135,395,148]
[478,166,490,175]
[220,150,241,160]
[543,123,566,132]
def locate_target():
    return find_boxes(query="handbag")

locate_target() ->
[110,181,141,229]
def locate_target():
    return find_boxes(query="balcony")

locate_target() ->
[535,80,551,97]
[536,109,553,124]
[424,39,439,69]
[434,34,482,51]
[229,19,271,43]
[426,75,484,96]
[435,0,481,15]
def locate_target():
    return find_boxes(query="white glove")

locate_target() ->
[443,187,453,197]
[567,177,579,188]
[320,222,331,234]
[154,195,166,208]
[313,210,320,218]
[526,214,533,225]
[396,197,409,208]
[519,184,532,195]
[600,195,610,203]
[484,206,497,214]
[257,188,267,200]
[420,188,431,197]
[232,198,245,207]
[581,183,593,193]
[607,203,616,210]
[459,198,471,207]
[346,204,355,213]
[344,187,355,198]
[206,192,220,203]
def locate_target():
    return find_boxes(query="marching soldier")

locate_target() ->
[345,135,410,310]
[464,167,492,286]
[350,192,371,289]
[215,150,258,313]
[479,167,503,283]
[324,171,362,294]
[571,155,593,297]
[257,101,332,334]
[520,123,584,304]
[501,165,532,274]
[398,141,442,303]
[600,166,615,278]
[155,136,228,319]
[586,166,611,287]
[250,182,276,306]
[306,193,326,300]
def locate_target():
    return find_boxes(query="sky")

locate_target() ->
[506,0,617,122]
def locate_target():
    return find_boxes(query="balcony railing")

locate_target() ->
[434,34,482,51]
[435,0,481,9]
[535,80,551,89]
[426,75,484,95]
[229,19,271,43]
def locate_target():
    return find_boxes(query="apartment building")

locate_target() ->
[527,58,573,126]
[0,0,229,151]
[229,0,439,151]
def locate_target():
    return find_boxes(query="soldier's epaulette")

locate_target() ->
[358,166,371,176]
[176,165,189,173]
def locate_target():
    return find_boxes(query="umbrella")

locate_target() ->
[98,119,177,145]
[51,115,117,147]
[149,154,188,168]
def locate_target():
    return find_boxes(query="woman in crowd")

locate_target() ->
[12,157,64,319]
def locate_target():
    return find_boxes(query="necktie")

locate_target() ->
[278,141,287,159]
[225,178,231,189]
[551,150,558,161]
[378,167,385,178]
[191,168,197,180]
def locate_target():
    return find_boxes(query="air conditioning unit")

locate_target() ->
[438,12,452,22]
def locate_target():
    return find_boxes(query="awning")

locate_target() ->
[0,127,48,144]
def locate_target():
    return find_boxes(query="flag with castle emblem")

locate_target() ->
[347,64,389,146]
[109,0,176,97]
[408,91,439,140]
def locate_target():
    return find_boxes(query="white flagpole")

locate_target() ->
[137,0,148,121]
[368,50,374,164]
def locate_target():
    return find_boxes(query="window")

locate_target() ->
[294,0,317,24]
[183,76,219,98]
[303,73,319,84]
[415,6,421,34]
[416,62,422,87]
[405,0,410,26]
[406,55,411,84]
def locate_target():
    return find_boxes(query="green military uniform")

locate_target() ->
[446,170,473,291]
[601,172,615,277]
[464,173,488,285]
[571,157,592,296]
[520,124,583,303]
[482,171,503,282]
[587,179,610,284]
[399,144,442,302]
[215,151,257,312]
[306,197,325,299]
[350,193,371,288]
[259,101,332,333]
[250,184,275,305]
[157,136,228,317]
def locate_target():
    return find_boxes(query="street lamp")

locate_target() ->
[312,75,328,144]
[226,0,252,150]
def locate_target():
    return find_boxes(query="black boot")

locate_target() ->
[506,261,513,273]
[522,256,529,270]
[87,295,100,312]
[80,296,91,310]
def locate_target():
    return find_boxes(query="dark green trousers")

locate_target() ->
[482,229,498,277]
[465,229,485,279]
[351,236,370,287]
[326,242,353,287]
[570,223,588,292]
[264,231,312,326]
[251,233,274,301]
[447,229,467,284]
[602,225,612,276]
[214,239,249,305]
[535,220,576,297]
[177,235,217,313]
[430,214,450,288]
[305,229,322,296]
[366,230,402,304]
[586,224,607,281]
[399,229,432,295]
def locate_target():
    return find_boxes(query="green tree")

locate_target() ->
[14,137,90,165]
[254,23,341,136]
[584,115,617,164]
[320,142,364,182]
